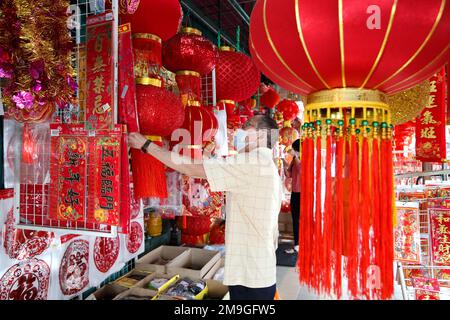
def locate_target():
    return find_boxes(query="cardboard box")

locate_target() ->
[113,287,159,300]
[113,270,153,288]
[167,248,221,279]
[85,284,128,300]
[204,279,228,300]
[135,273,179,293]
[203,258,225,281]
[136,246,191,273]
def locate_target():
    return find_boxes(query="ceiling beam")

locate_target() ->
[227,0,250,26]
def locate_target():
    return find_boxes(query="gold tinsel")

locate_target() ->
[387,80,430,125]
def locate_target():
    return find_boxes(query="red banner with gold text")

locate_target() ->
[415,67,447,162]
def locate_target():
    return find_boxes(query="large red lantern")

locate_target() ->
[250,0,450,96]
[216,46,261,103]
[250,0,450,301]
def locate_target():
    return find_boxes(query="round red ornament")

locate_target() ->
[250,0,450,95]
[126,221,143,254]
[216,47,260,102]
[59,240,89,296]
[94,236,120,273]
[119,0,182,41]
[279,125,299,147]
[163,28,219,76]
[260,87,281,109]
[0,258,50,300]
[277,99,300,121]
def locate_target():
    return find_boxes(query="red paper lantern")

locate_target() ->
[260,87,281,109]
[119,0,182,41]
[135,78,185,137]
[182,216,212,236]
[163,28,219,76]
[277,99,300,121]
[216,46,261,102]
[250,0,450,95]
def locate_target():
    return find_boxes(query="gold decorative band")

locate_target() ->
[180,27,202,36]
[218,100,235,105]
[187,100,201,107]
[144,135,163,142]
[132,33,162,43]
[220,46,235,52]
[306,88,388,107]
[136,77,162,87]
[176,70,200,78]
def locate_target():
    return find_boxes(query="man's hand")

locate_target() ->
[128,132,148,150]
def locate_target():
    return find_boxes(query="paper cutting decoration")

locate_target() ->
[394,204,421,263]
[93,236,120,273]
[59,240,89,295]
[126,221,143,254]
[412,277,440,300]
[0,258,50,300]
[4,208,53,260]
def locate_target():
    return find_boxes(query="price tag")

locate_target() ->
[102,103,111,113]
[50,129,60,137]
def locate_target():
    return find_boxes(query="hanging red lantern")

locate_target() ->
[216,46,260,103]
[163,27,219,76]
[135,78,184,137]
[120,0,182,78]
[119,0,182,41]
[260,87,280,109]
[250,0,450,300]
[277,99,300,122]
[181,215,212,236]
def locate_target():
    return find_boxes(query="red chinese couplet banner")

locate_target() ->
[49,124,122,226]
[87,125,122,226]
[394,205,421,263]
[86,11,114,130]
[118,23,139,133]
[49,124,88,221]
[415,67,447,162]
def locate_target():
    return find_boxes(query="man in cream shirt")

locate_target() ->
[129,115,283,300]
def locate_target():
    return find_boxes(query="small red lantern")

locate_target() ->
[216,46,260,103]
[277,99,300,121]
[260,87,281,109]
[181,216,212,236]
[163,27,219,76]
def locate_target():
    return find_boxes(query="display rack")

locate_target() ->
[12,0,120,237]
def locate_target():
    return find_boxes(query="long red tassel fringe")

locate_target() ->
[333,136,344,299]
[371,135,381,299]
[359,135,371,299]
[298,138,309,284]
[313,134,322,291]
[347,133,359,298]
[323,134,333,294]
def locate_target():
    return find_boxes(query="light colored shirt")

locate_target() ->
[204,147,283,288]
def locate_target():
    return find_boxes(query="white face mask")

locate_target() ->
[233,129,248,152]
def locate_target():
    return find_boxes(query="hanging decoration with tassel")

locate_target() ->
[298,89,395,300]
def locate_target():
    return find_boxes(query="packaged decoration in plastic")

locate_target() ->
[164,277,207,300]
[182,176,223,218]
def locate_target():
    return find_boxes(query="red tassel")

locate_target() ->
[359,135,371,299]
[131,139,168,199]
[333,136,344,299]
[371,135,381,299]
[323,134,333,294]
[307,136,316,287]
[380,137,394,299]
[347,134,359,298]
[298,138,308,283]
[313,134,322,291]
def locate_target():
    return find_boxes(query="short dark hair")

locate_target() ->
[243,115,279,149]
[292,139,300,152]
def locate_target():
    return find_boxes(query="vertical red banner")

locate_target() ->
[87,125,122,226]
[415,67,447,162]
[86,11,114,130]
[49,124,88,221]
